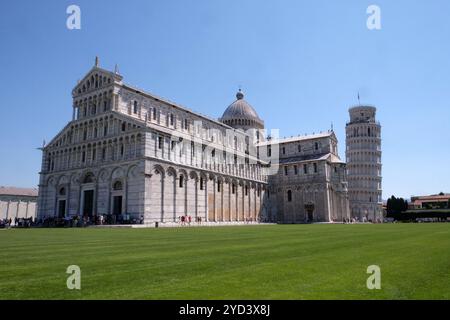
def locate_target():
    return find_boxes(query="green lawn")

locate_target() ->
[0,224,449,299]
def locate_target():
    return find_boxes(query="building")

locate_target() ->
[259,133,350,223]
[410,193,450,209]
[37,58,350,224]
[0,186,38,220]
[345,106,383,221]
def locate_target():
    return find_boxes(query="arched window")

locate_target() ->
[59,187,66,196]
[315,142,319,150]
[179,175,184,188]
[121,122,126,131]
[113,181,123,190]
[133,101,138,114]
[287,190,292,202]
[199,177,204,190]
[368,128,371,137]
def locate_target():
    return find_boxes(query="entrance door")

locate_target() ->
[58,200,66,218]
[305,203,315,223]
[307,210,314,222]
[113,196,123,216]
[83,190,94,217]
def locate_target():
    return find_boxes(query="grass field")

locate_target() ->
[0,223,449,299]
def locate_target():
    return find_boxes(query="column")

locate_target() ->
[6,200,10,219]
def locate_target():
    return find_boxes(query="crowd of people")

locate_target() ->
[176,215,261,226]
[0,217,34,228]
[0,214,145,228]
[342,217,383,224]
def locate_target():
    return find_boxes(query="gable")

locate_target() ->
[72,67,123,98]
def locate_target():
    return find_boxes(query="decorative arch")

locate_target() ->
[152,164,165,177]
[82,172,95,184]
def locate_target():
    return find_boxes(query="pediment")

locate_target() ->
[72,67,123,97]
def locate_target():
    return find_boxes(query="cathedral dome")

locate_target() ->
[220,89,264,129]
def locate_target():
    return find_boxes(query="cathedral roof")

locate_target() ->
[279,152,344,164]
[257,131,335,146]
[220,90,264,128]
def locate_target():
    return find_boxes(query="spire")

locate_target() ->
[95,56,99,67]
[115,64,120,74]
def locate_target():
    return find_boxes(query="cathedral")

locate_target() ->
[37,59,354,224]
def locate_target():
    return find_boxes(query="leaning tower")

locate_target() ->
[345,105,382,222]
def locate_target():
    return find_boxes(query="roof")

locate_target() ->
[411,194,450,202]
[349,105,376,112]
[279,152,344,164]
[220,90,263,125]
[0,186,39,197]
[122,83,238,131]
[258,131,334,146]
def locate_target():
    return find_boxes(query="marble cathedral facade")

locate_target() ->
[37,60,350,224]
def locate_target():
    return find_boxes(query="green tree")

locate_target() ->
[387,196,408,214]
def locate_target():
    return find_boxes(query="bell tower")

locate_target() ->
[345,105,382,222]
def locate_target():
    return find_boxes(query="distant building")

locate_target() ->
[410,194,450,209]
[0,186,38,220]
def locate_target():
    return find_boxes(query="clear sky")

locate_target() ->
[0,0,449,200]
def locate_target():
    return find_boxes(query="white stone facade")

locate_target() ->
[260,133,350,223]
[37,64,268,223]
[345,106,383,221]
[37,61,351,224]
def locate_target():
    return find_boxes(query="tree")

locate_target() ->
[386,195,408,215]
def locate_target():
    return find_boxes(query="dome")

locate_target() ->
[220,89,264,129]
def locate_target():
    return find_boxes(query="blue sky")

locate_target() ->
[0,0,449,199]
